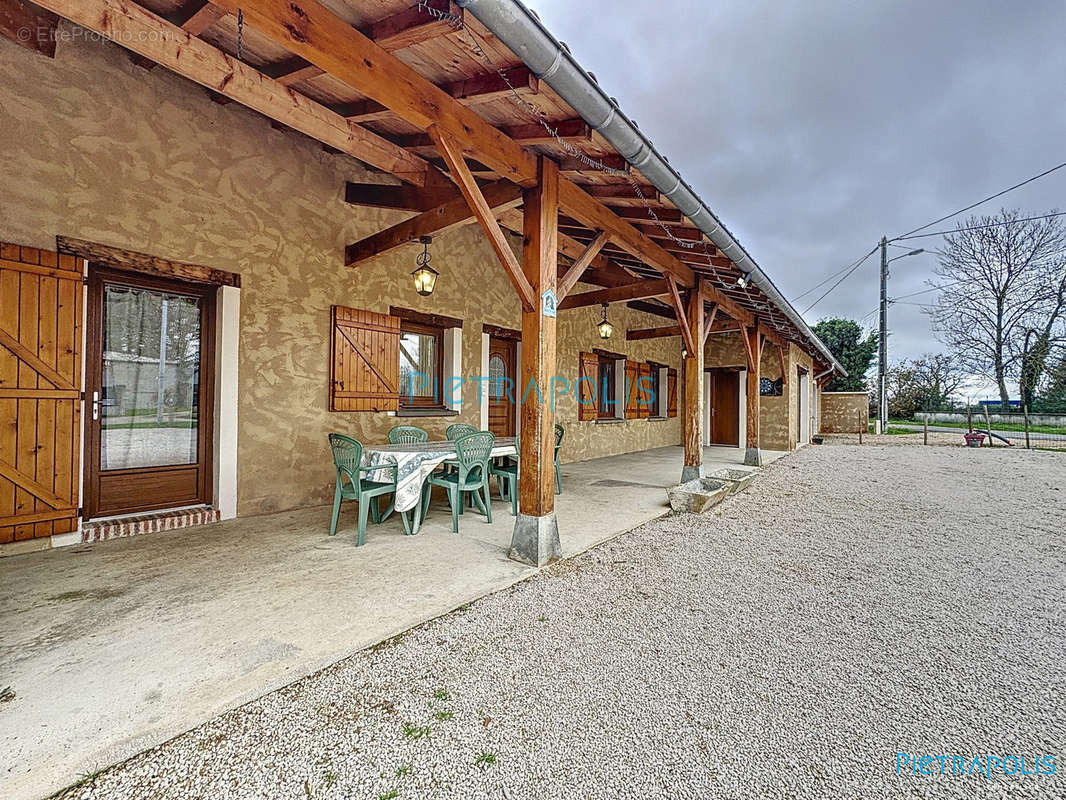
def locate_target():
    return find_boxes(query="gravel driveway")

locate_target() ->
[59,445,1066,799]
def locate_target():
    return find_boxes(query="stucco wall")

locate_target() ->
[820,393,870,434]
[788,343,814,448]
[0,31,680,517]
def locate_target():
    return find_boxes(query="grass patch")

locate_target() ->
[474,752,497,768]
[395,765,412,777]
[401,723,431,740]
[889,418,1066,435]
[379,791,399,800]
[434,710,454,722]
[433,689,450,701]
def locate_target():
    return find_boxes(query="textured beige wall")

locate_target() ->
[820,393,869,434]
[705,330,747,368]
[0,31,680,517]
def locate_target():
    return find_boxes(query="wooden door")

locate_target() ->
[0,243,83,542]
[84,268,215,519]
[487,335,515,436]
[709,369,740,445]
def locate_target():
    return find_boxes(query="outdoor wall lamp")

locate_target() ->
[411,236,439,296]
[597,303,614,339]
[736,271,753,289]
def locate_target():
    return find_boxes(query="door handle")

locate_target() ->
[92,391,99,421]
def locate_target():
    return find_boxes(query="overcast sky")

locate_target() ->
[531,0,1066,382]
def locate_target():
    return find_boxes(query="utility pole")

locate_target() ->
[877,235,888,434]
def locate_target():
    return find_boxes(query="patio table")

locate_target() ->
[363,437,516,534]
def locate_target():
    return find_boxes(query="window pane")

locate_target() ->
[399,330,439,401]
[489,354,506,398]
[101,286,201,470]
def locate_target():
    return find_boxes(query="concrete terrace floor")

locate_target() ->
[0,444,784,800]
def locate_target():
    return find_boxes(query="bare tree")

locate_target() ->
[928,209,1066,407]
[886,352,966,418]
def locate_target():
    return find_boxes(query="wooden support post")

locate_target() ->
[744,325,762,466]
[681,288,704,483]
[510,156,561,567]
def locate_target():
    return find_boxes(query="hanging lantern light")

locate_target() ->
[597,302,614,339]
[411,235,439,296]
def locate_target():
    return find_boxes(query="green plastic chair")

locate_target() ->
[554,423,565,495]
[422,431,495,533]
[489,433,520,516]
[445,423,477,440]
[328,434,397,546]
[388,425,428,445]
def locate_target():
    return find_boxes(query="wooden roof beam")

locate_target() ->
[558,230,609,300]
[627,325,681,341]
[132,1,226,69]
[207,0,698,286]
[396,118,592,150]
[559,279,671,311]
[345,182,461,213]
[330,67,539,123]
[257,0,464,87]
[628,300,677,321]
[345,179,522,267]
[428,125,536,311]
[38,0,439,186]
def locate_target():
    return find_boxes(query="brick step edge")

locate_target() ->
[82,507,221,543]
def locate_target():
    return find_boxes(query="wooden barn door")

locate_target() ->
[0,243,83,542]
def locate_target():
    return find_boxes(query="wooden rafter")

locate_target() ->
[558,230,609,300]
[37,0,439,186]
[428,125,536,311]
[628,299,676,320]
[558,155,630,173]
[396,118,592,151]
[700,280,753,328]
[345,182,462,213]
[558,279,671,311]
[133,1,226,68]
[742,324,758,373]
[702,303,718,348]
[626,325,681,341]
[344,179,522,266]
[204,0,700,288]
[666,279,695,354]
[332,66,539,122]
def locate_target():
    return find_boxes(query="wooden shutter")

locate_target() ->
[577,351,599,421]
[638,363,653,418]
[0,243,82,542]
[330,305,400,412]
[668,368,678,417]
[624,359,640,419]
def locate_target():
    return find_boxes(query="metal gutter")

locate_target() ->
[456,0,846,375]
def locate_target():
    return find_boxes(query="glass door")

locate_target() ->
[84,268,215,519]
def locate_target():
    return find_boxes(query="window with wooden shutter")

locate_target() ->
[577,351,599,421]
[330,306,400,412]
[668,368,678,417]
[624,359,640,419]
[638,363,653,418]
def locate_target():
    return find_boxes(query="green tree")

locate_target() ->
[812,318,878,392]
[1036,352,1066,412]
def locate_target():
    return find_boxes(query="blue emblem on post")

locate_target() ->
[541,288,558,318]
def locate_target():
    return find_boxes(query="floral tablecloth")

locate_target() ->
[363,437,517,515]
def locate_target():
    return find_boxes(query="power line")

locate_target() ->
[802,249,878,314]
[891,160,1066,240]
[793,246,879,301]
[895,211,1066,241]
[890,280,965,302]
